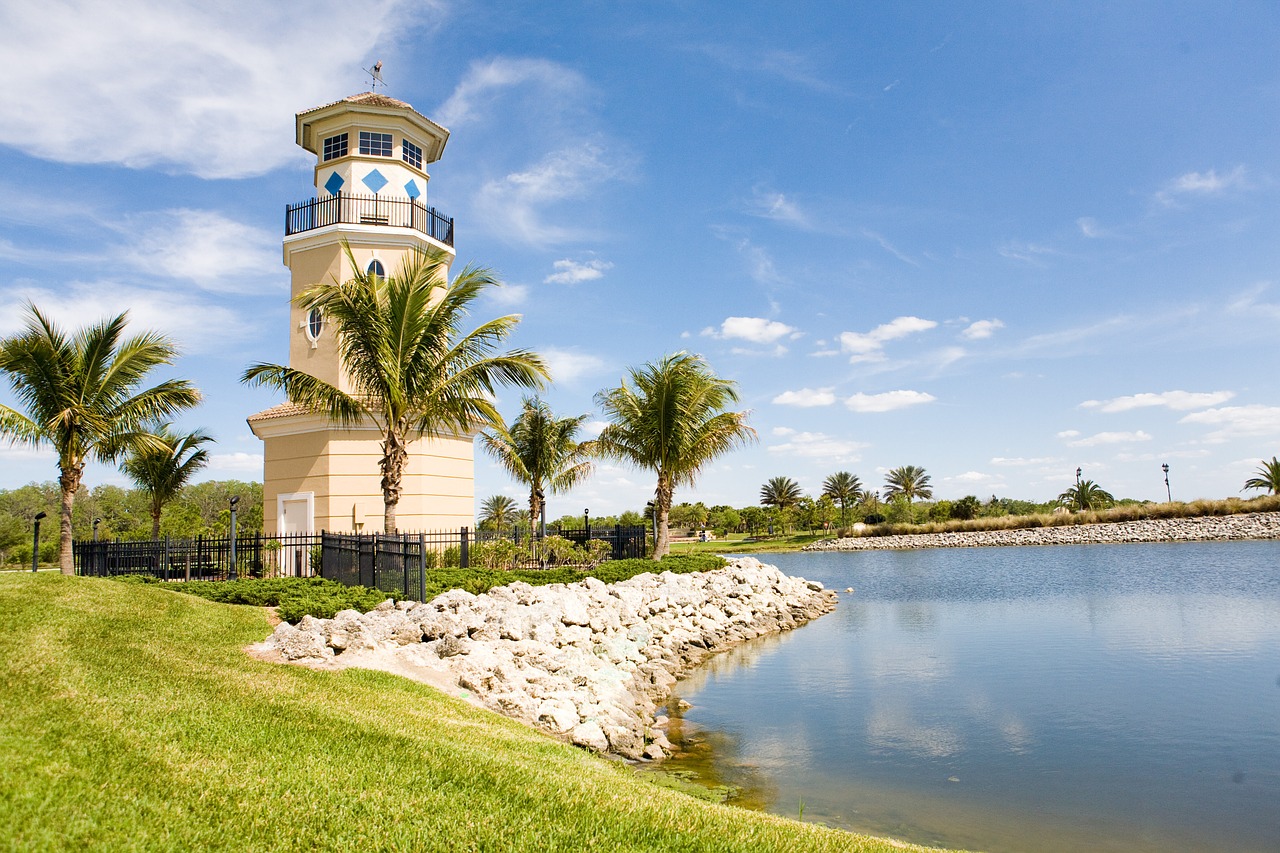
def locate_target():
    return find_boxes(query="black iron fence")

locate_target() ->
[284,192,454,246]
[74,525,648,599]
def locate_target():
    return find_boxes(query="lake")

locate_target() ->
[654,542,1280,853]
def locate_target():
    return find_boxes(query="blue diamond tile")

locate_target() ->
[404,179,421,199]
[362,169,388,194]
[323,171,344,195]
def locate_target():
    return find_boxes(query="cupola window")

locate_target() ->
[367,259,386,280]
[322,134,348,161]
[359,131,392,157]
[402,138,423,170]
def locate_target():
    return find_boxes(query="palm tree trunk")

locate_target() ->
[381,428,408,535]
[652,474,673,560]
[151,504,162,540]
[58,462,82,575]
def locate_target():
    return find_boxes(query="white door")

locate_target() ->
[279,496,313,576]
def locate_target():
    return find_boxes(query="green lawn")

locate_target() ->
[0,573,966,852]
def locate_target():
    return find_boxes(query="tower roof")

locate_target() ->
[296,92,449,163]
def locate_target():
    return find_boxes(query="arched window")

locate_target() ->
[367,259,386,280]
[305,307,324,341]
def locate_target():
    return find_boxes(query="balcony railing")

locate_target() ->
[284,192,454,246]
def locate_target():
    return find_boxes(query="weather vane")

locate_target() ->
[364,60,385,90]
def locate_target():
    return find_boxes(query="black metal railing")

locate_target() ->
[74,525,649,599]
[284,192,454,246]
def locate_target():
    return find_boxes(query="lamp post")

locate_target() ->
[536,489,546,540]
[1076,467,1082,486]
[228,496,239,581]
[32,511,46,573]
[92,517,101,541]
[1162,463,1171,503]
[584,508,590,540]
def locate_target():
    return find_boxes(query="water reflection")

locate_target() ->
[656,542,1280,853]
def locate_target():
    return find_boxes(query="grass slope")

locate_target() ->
[0,574,962,852]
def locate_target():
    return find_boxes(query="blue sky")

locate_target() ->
[2,1,1279,517]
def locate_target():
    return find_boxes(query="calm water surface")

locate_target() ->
[656,542,1280,853]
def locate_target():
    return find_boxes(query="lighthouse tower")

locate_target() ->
[248,92,474,535]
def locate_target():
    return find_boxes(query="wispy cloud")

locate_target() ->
[998,241,1062,265]
[1076,217,1105,238]
[538,347,609,386]
[1062,430,1153,448]
[1179,405,1280,442]
[436,57,588,127]
[768,427,865,462]
[960,319,1004,340]
[1156,166,1248,207]
[991,456,1059,467]
[0,0,432,178]
[772,388,836,407]
[116,209,282,293]
[1080,390,1235,413]
[839,316,937,363]
[861,229,918,266]
[544,258,613,285]
[744,187,809,227]
[474,142,623,244]
[845,390,936,413]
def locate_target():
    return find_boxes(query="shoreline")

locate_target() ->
[804,510,1280,552]
[254,557,837,760]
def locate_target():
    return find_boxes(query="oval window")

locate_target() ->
[367,259,386,280]
[306,307,324,341]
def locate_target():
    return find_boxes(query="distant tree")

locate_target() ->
[883,465,933,505]
[1243,456,1280,495]
[0,306,200,572]
[669,502,708,530]
[708,505,742,535]
[120,424,213,538]
[951,495,981,521]
[1057,479,1115,511]
[595,352,755,559]
[478,494,519,531]
[740,505,766,535]
[760,476,803,512]
[821,471,864,527]
[242,246,547,534]
[480,396,594,536]
[617,509,645,527]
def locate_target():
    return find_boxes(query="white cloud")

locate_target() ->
[991,456,1058,467]
[998,241,1061,265]
[768,427,865,462]
[117,210,282,293]
[0,443,55,462]
[703,317,800,345]
[1057,430,1081,439]
[839,316,936,363]
[947,471,1000,485]
[1156,166,1248,206]
[205,452,264,474]
[1077,217,1104,238]
[0,0,431,178]
[732,237,785,285]
[861,229,918,266]
[435,57,587,128]
[474,142,622,244]
[486,282,530,307]
[1080,390,1236,413]
[1179,405,1280,442]
[845,390,936,413]
[539,348,608,385]
[544,258,613,285]
[0,280,261,352]
[1064,430,1153,448]
[960,319,1004,340]
[772,388,836,407]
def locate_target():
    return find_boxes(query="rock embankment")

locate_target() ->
[254,557,836,760]
[805,511,1280,552]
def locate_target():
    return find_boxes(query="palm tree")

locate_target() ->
[0,306,200,573]
[478,494,519,531]
[120,424,214,538]
[1057,479,1115,511]
[594,352,755,559]
[822,471,864,526]
[760,476,803,510]
[242,247,547,533]
[479,396,595,536]
[883,465,933,504]
[1242,456,1280,495]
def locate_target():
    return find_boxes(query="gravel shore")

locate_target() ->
[803,511,1280,552]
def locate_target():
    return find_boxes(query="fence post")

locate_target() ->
[163,536,170,582]
[418,532,427,603]
[460,527,469,569]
